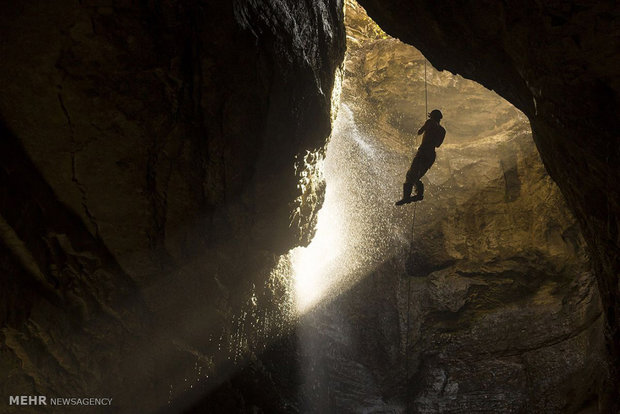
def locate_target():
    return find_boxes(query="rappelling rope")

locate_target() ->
[404,57,428,412]
[424,59,429,116]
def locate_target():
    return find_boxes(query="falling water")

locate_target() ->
[291,101,417,413]
[290,103,413,314]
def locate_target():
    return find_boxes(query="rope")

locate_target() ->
[404,202,417,413]
[404,57,428,413]
[424,59,428,116]
[404,201,417,410]
[404,258,412,409]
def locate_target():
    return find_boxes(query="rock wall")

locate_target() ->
[356,0,620,409]
[0,1,345,412]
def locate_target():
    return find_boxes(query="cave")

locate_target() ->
[0,0,618,413]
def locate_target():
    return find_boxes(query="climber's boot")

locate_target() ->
[411,180,424,201]
[395,183,414,206]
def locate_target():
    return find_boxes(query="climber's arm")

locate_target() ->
[417,119,431,135]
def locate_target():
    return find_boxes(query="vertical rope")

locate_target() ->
[404,57,428,413]
[405,264,411,410]
[424,59,428,116]
[405,202,417,411]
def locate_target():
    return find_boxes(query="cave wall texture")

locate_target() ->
[0,0,345,412]
[356,0,620,410]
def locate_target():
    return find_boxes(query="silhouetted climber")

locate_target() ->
[395,109,445,205]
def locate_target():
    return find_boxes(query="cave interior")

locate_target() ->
[0,0,618,413]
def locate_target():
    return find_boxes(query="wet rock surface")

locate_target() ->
[0,1,344,412]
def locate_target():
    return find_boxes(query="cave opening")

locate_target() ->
[291,0,536,314]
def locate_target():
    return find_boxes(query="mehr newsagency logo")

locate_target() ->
[9,395,113,407]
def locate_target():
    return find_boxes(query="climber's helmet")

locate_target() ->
[429,109,443,121]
